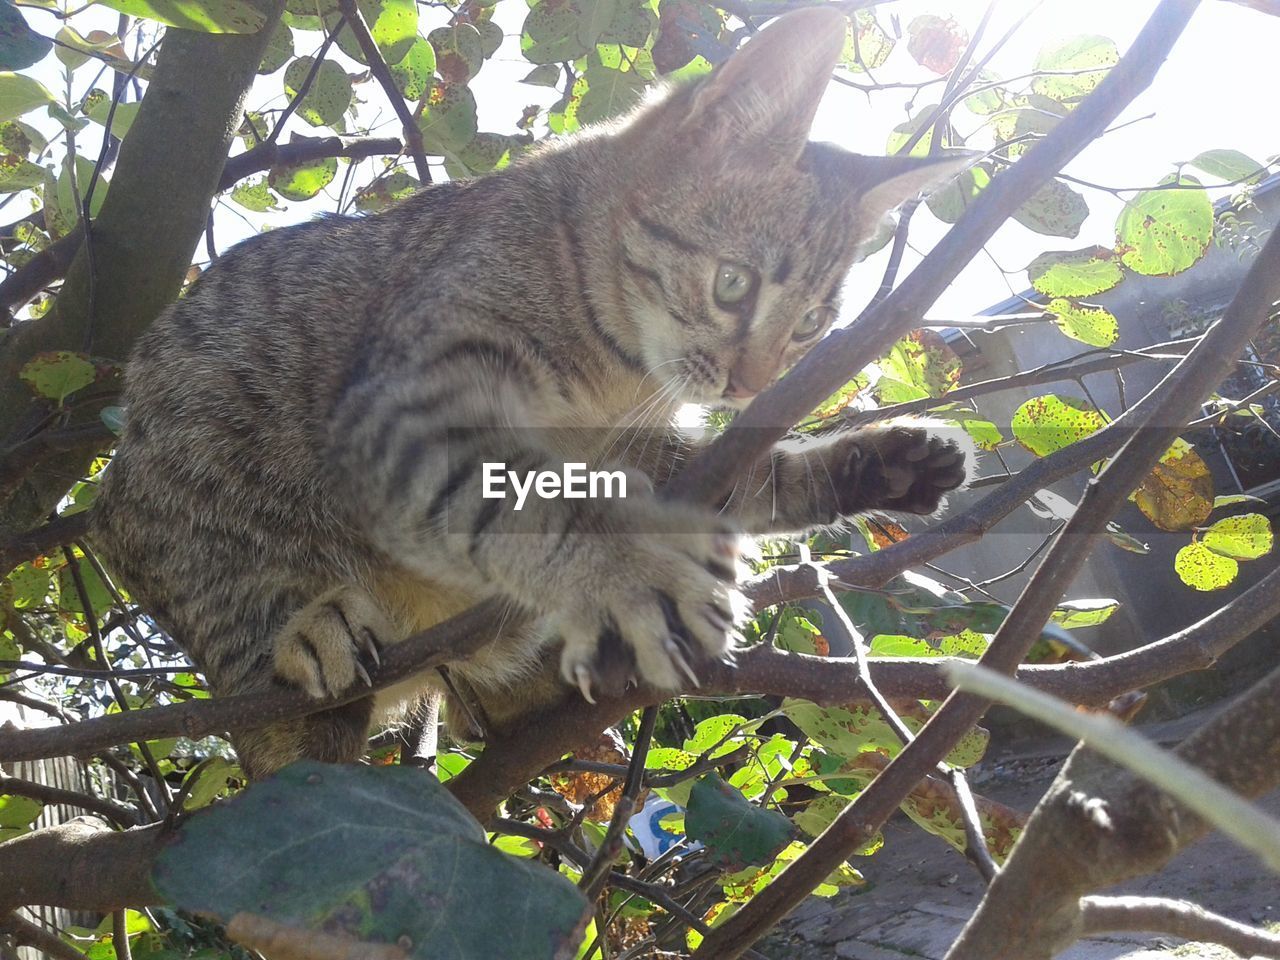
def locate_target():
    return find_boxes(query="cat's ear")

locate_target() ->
[839,151,978,219]
[681,7,847,160]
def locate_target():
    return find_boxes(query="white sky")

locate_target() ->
[11,0,1280,319]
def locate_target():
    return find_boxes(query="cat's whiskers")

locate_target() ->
[614,373,689,470]
[601,368,686,467]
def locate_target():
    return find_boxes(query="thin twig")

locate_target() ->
[337,0,430,183]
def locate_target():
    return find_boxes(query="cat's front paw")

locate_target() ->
[838,423,969,515]
[548,503,749,702]
[273,585,392,699]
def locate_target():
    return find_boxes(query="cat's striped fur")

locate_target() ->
[92,8,969,777]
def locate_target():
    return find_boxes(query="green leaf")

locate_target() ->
[576,62,645,125]
[418,82,477,155]
[1011,394,1106,457]
[54,154,107,231]
[521,0,591,65]
[774,610,826,656]
[1116,174,1213,276]
[683,714,747,759]
[951,415,1003,451]
[283,57,353,128]
[0,793,42,841]
[1013,178,1088,238]
[1046,298,1118,347]
[268,156,336,200]
[95,0,265,33]
[180,757,240,811]
[1030,35,1117,105]
[476,18,502,57]
[19,350,96,401]
[1050,598,1118,629]
[367,0,417,64]
[230,177,281,212]
[1027,246,1124,298]
[7,562,51,607]
[685,775,794,872]
[81,88,141,139]
[1201,513,1272,560]
[522,62,560,86]
[875,329,961,403]
[1174,541,1238,591]
[0,151,44,192]
[925,163,990,224]
[886,103,946,157]
[154,762,590,959]
[353,169,418,212]
[389,36,435,101]
[59,555,113,616]
[0,1,51,71]
[0,117,44,155]
[0,71,53,121]
[1188,149,1267,184]
[1213,494,1266,509]
[1105,521,1149,555]
[442,131,522,178]
[429,22,482,82]
[257,21,293,74]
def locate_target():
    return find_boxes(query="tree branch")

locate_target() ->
[336,0,430,183]
[0,772,142,828]
[945,659,1280,960]
[0,912,86,960]
[1081,896,1280,959]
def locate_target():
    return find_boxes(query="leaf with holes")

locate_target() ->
[95,0,264,32]
[0,1,51,71]
[1047,298,1118,347]
[1201,513,1272,560]
[19,350,97,402]
[1175,541,1238,591]
[1013,179,1088,238]
[0,151,44,192]
[842,10,893,71]
[230,177,280,212]
[430,22,483,84]
[1030,35,1117,106]
[390,36,435,100]
[1116,174,1213,276]
[7,562,51,607]
[685,775,794,872]
[268,157,336,200]
[1132,442,1213,532]
[906,14,967,74]
[875,329,961,403]
[1011,394,1106,457]
[1027,246,1123,298]
[154,762,590,959]
[283,57,352,129]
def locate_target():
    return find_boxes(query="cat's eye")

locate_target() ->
[793,305,836,342]
[714,262,756,306]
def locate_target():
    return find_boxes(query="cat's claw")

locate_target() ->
[360,628,382,667]
[575,664,597,705]
[665,637,701,688]
[272,585,395,700]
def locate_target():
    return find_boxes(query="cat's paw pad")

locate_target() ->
[842,424,969,515]
[273,586,393,699]
[551,514,749,702]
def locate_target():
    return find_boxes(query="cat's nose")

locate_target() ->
[722,375,758,400]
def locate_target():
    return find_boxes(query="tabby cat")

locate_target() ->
[92,7,970,778]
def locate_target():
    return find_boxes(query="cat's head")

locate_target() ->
[603,7,970,409]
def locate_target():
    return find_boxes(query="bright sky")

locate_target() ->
[11,0,1280,320]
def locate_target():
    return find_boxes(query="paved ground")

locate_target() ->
[761,708,1278,960]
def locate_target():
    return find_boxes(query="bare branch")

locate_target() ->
[1081,896,1280,959]
[946,660,1280,960]
[0,772,143,828]
[336,0,430,184]
[0,912,86,960]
